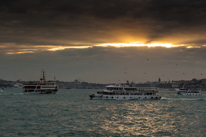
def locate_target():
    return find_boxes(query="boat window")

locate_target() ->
[106,88,109,90]
[126,93,129,95]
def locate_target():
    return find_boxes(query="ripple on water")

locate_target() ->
[0,89,205,136]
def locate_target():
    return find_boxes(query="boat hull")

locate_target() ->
[177,92,202,96]
[89,94,161,100]
[23,85,58,94]
[23,89,58,94]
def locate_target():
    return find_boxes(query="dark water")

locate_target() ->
[0,88,205,137]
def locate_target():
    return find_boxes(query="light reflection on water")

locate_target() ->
[100,101,176,136]
[96,92,206,136]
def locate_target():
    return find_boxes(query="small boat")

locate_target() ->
[0,87,5,92]
[22,70,58,94]
[89,84,161,100]
[176,85,189,92]
[13,83,23,88]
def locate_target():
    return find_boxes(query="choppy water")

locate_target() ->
[0,88,205,137]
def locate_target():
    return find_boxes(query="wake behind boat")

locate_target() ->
[89,83,161,100]
[22,70,58,94]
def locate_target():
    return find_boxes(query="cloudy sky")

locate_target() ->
[0,0,206,83]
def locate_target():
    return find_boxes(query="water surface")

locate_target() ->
[0,88,205,136]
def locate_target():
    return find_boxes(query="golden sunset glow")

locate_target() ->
[1,42,204,55]
[96,42,185,48]
[186,46,201,48]
[6,51,35,54]
[47,46,93,51]
[1,45,93,54]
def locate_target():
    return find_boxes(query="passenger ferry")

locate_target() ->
[176,85,202,95]
[177,89,202,96]
[22,70,58,94]
[89,84,161,100]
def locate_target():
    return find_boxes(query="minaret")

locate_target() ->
[158,77,161,83]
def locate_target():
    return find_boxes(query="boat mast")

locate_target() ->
[40,69,46,84]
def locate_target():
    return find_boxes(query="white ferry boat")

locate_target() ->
[89,84,161,100]
[176,85,202,95]
[177,89,202,95]
[22,70,58,94]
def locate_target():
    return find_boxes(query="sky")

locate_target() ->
[0,0,206,83]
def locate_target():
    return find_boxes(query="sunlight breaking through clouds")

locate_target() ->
[0,42,205,54]
[96,42,185,48]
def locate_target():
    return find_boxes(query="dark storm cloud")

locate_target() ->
[2,0,206,24]
[1,0,206,47]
